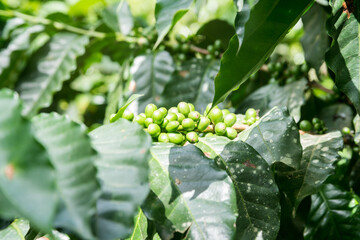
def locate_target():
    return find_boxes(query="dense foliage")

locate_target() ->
[0,0,359,239]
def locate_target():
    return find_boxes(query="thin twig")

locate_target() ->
[189,44,209,55]
[308,81,334,94]
[204,123,248,133]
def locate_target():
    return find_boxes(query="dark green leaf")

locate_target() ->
[126,209,148,240]
[196,138,281,240]
[274,132,343,208]
[90,119,151,240]
[16,32,89,117]
[212,0,314,106]
[143,143,238,240]
[318,103,354,131]
[131,51,174,112]
[304,184,360,240]
[1,18,26,40]
[195,20,235,49]
[32,113,100,239]
[110,94,143,123]
[0,89,57,232]
[154,0,193,48]
[301,3,329,71]
[159,59,220,113]
[237,107,302,169]
[326,0,360,113]
[102,0,134,35]
[236,80,307,122]
[0,25,44,88]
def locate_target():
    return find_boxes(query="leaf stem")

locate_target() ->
[308,81,334,94]
[0,9,140,42]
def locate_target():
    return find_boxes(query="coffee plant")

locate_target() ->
[0,0,359,239]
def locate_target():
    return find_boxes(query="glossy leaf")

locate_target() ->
[31,113,100,239]
[301,3,329,71]
[304,184,360,240]
[319,103,354,131]
[0,89,57,232]
[274,132,343,208]
[126,209,148,240]
[233,0,250,46]
[237,107,302,169]
[130,51,174,112]
[154,0,193,48]
[1,18,26,40]
[354,114,360,144]
[16,32,89,117]
[212,0,314,106]
[160,59,220,113]
[236,80,307,122]
[102,0,134,35]
[0,25,44,88]
[0,219,29,240]
[326,0,360,113]
[143,143,238,240]
[196,138,281,239]
[110,94,143,123]
[90,119,151,240]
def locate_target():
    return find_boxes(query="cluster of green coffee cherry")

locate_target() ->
[268,58,309,85]
[118,102,254,145]
[299,118,327,134]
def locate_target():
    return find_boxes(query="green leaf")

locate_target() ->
[237,107,302,169]
[130,51,175,112]
[195,20,235,49]
[236,80,307,122]
[353,114,360,144]
[142,143,238,239]
[0,219,29,240]
[102,0,134,35]
[31,113,100,239]
[274,132,343,208]
[326,0,360,113]
[154,0,193,48]
[304,184,360,240]
[319,103,354,131]
[90,119,152,240]
[159,59,220,113]
[110,94,143,123]
[1,18,26,40]
[233,0,250,46]
[126,209,148,240]
[212,0,314,106]
[196,138,281,239]
[301,3,329,71]
[0,89,57,232]
[16,32,89,117]
[0,25,45,88]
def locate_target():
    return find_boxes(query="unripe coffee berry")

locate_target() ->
[177,102,190,116]
[122,110,134,121]
[245,108,257,119]
[226,127,237,140]
[168,133,184,145]
[209,108,223,124]
[188,111,200,122]
[134,115,146,126]
[148,123,161,137]
[186,132,199,143]
[152,110,164,124]
[144,118,153,127]
[182,118,195,131]
[165,112,177,121]
[198,116,210,132]
[166,121,180,132]
[158,133,169,143]
[215,122,226,136]
[145,104,157,117]
[224,113,236,127]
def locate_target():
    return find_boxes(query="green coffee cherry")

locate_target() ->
[166,121,180,132]
[158,133,169,143]
[134,115,146,126]
[207,45,215,54]
[159,107,167,116]
[205,133,214,137]
[168,133,184,145]
[182,118,195,131]
[312,118,321,125]
[226,127,237,140]
[222,109,230,116]
[313,123,321,131]
[214,39,222,49]
[188,103,195,112]
[204,103,217,116]
[245,108,257,119]
[145,104,157,117]
[176,113,185,123]
[299,120,312,131]
[209,108,223,124]
[186,132,199,143]
[178,53,186,61]
[122,110,134,121]
[246,117,256,125]
[148,123,161,137]
[144,118,153,128]
[177,102,190,116]
[215,122,226,136]
[139,113,146,118]
[165,112,177,121]
[224,113,236,127]
[198,116,210,132]
[342,127,351,135]
[161,118,169,129]
[168,107,179,114]
[188,111,200,122]
[152,110,164,124]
